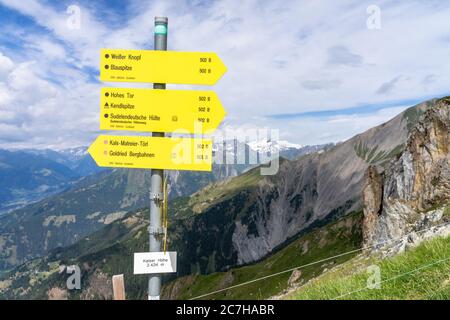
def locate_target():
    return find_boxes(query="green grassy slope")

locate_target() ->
[0,167,266,299]
[287,234,450,300]
[0,209,363,300]
[162,211,363,300]
[171,164,263,219]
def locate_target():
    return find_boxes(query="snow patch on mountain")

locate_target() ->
[247,139,304,153]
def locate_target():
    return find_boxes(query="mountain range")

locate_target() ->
[0,147,104,215]
[0,140,322,271]
[0,97,448,299]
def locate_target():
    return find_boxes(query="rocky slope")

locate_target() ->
[362,97,450,255]
[217,100,431,266]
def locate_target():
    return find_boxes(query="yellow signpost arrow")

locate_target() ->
[100,49,227,85]
[100,87,226,134]
[88,135,212,171]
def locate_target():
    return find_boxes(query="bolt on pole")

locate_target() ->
[148,16,168,301]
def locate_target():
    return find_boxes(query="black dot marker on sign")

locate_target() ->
[105,65,109,69]
[104,114,109,118]
[105,54,109,58]
[105,92,109,97]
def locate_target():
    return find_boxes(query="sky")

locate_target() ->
[0,0,449,149]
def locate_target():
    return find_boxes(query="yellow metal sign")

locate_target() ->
[100,49,227,85]
[100,87,226,134]
[88,135,212,171]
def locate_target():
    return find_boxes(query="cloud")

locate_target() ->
[1,0,450,149]
[376,76,402,95]
[0,83,12,105]
[220,104,411,147]
[421,74,436,86]
[0,51,99,149]
[268,105,411,145]
[0,51,14,79]
[0,0,108,68]
[326,46,363,67]
[24,37,66,60]
[302,79,342,91]
[0,123,28,143]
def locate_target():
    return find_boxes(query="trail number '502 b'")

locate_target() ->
[199,68,211,74]
[198,96,211,102]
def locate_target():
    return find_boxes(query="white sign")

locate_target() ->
[133,251,177,274]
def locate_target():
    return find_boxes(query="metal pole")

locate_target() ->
[148,16,168,301]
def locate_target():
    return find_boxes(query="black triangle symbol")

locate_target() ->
[104,102,109,107]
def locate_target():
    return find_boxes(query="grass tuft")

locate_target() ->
[287,234,450,300]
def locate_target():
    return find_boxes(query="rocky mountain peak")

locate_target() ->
[362,98,450,254]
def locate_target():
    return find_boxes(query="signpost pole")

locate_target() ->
[96,16,226,298]
[148,16,168,301]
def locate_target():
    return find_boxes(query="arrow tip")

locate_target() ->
[88,136,102,167]
[213,53,227,84]
[209,92,226,131]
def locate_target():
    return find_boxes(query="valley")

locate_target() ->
[0,97,448,300]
